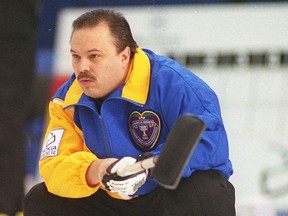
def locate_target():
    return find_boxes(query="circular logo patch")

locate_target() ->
[129,111,161,151]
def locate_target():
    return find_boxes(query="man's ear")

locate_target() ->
[121,46,131,64]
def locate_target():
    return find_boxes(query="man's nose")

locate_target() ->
[79,58,90,72]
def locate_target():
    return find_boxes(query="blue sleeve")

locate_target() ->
[161,71,233,179]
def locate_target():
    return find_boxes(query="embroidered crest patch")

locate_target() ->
[129,111,161,150]
[40,129,64,159]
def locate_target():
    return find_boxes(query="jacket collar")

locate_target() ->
[121,48,150,104]
[63,48,150,108]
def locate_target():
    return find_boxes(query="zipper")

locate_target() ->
[98,115,113,157]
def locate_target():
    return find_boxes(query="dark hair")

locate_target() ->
[72,9,138,58]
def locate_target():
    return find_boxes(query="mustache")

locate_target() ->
[77,72,96,81]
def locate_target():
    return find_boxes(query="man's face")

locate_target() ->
[70,22,130,99]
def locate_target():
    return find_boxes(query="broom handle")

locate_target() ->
[117,156,158,177]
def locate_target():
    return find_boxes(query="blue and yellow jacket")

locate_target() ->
[39,48,233,199]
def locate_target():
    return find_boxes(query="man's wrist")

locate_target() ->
[86,158,117,186]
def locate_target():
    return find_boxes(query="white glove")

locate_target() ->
[108,157,136,174]
[102,156,147,196]
[105,172,147,195]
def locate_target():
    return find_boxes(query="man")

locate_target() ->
[0,1,38,215]
[24,9,235,216]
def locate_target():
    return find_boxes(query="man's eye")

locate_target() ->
[72,54,80,59]
[90,54,98,59]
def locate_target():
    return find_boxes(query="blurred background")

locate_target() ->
[8,0,288,215]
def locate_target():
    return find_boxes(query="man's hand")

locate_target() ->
[102,156,148,196]
[107,157,137,174]
[102,172,147,196]
[86,158,118,186]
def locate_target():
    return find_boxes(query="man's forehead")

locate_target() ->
[70,26,117,55]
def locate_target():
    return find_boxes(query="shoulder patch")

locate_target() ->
[40,129,64,159]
